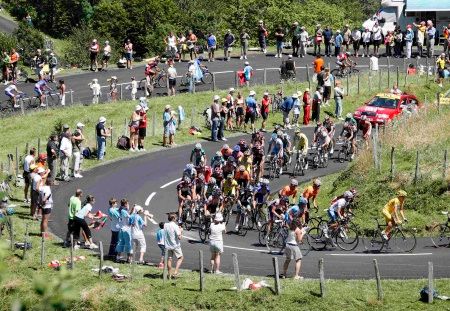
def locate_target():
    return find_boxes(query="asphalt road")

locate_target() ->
[49,126,450,279]
[0,15,17,34]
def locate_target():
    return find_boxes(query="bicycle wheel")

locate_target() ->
[274,229,288,254]
[201,72,213,84]
[430,224,450,248]
[245,210,255,230]
[362,229,385,253]
[350,68,360,76]
[312,154,319,169]
[331,69,343,78]
[392,229,416,253]
[157,75,167,88]
[335,226,359,251]
[223,206,231,225]
[321,154,329,168]
[255,209,267,231]
[308,217,326,229]
[47,93,58,107]
[292,161,300,177]
[199,223,209,243]
[258,223,268,246]
[337,149,346,163]
[306,227,326,251]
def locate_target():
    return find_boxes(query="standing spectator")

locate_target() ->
[369,54,379,71]
[1,51,9,82]
[73,195,98,249]
[209,213,226,274]
[260,92,271,131]
[393,27,403,58]
[443,25,450,57]
[334,80,345,120]
[314,24,323,56]
[235,92,245,129]
[292,92,302,127]
[163,105,176,147]
[436,53,447,88]
[34,49,45,80]
[138,98,148,151]
[302,88,311,125]
[274,26,284,58]
[39,178,52,238]
[426,20,436,58]
[124,39,133,69]
[23,148,35,203]
[351,27,361,57]
[225,89,235,131]
[156,222,165,268]
[244,90,257,133]
[281,93,297,128]
[384,31,394,57]
[243,61,253,87]
[218,100,227,141]
[258,20,268,54]
[334,30,343,57]
[164,213,183,278]
[30,166,43,218]
[372,23,383,57]
[89,39,99,71]
[343,25,351,52]
[130,205,147,263]
[167,62,177,96]
[405,25,414,59]
[311,86,323,123]
[9,48,19,80]
[223,30,235,61]
[281,220,304,280]
[96,116,111,160]
[71,122,84,178]
[130,105,141,151]
[292,22,301,57]
[164,31,178,56]
[101,41,111,71]
[323,26,333,57]
[186,30,198,60]
[107,198,120,259]
[211,95,221,142]
[65,189,83,247]
[89,78,101,104]
[46,134,58,185]
[48,53,57,82]
[177,32,186,62]
[312,54,324,82]
[361,28,371,57]
[239,29,250,60]
[108,76,118,101]
[207,32,217,62]
[59,124,72,182]
[322,68,332,106]
[299,27,309,58]
[116,199,132,261]
[413,21,426,57]
[58,79,66,106]
[129,77,138,100]
[187,60,196,93]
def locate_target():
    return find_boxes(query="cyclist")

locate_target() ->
[231,145,243,162]
[34,78,52,107]
[235,165,250,188]
[251,141,265,180]
[339,116,358,160]
[251,130,265,147]
[238,149,252,174]
[359,115,372,150]
[266,196,290,236]
[254,178,270,210]
[269,131,284,175]
[220,144,233,160]
[315,124,331,156]
[205,188,224,216]
[222,156,236,178]
[205,177,219,198]
[222,174,239,199]
[182,163,197,180]
[237,139,249,153]
[302,179,321,222]
[285,204,302,225]
[323,191,354,239]
[279,179,299,202]
[234,184,254,231]
[212,166,224,186]
[292,128,309,169]
[282,133,293,166]
[381,190,407,240]
[194,173,207,201]
[144,58,160,96]
[323,116,336,154]
[177,176,195,218]
[336,51,352,72]
[210,151,225,169]
[190,143,207,167]
[5,82,22,108]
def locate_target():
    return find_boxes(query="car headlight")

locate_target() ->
[378,114,389,119]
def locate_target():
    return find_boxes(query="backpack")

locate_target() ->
[82,147,92,159]
[116,135,130,150]
[419,286,439,302]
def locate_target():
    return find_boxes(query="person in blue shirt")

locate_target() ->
[426,20,436,58]
[207,32,217,62]
[334,30,343,57]
[115,199,132,262]
[156,222,165,268]
[129,205,147,263]
[107,198,120,258]
[243,61,253,87]
[244,90,257,132]
[323,26,333,57]
[404,25,414,59]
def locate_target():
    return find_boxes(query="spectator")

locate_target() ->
[163,105,176,147]
[138,98,148,151]
[322,68,332,107]
[71,122,85,178]
[48,53,57,82]
[361,28,371,57]
[292,91,302,127]
[130,105,141,152]
[34,49,45,80]
[258,20,268,54]
[165,31,178,56]
[384,31,394,57]
[239,29,250,60]
[443,25,450,56]
[46,134,58,185]
[89,78,101,104]
[167,63,177,96]
[186,30,198,60]
[1,51,10,82]
[9,48,19,80]
[209,212,226,274]
[177,32,186,62]
[369,54,379,71]
[323,26,333,57]
[281,220,304,280]
[312,86,323,123]
[89,39,100,71]
[129,77,138,100]
[73,195,98,249]
[164,213,183,278]
[351,27,361,57]
[244,90,257,133]
[23,148,36,204]
[243,61,253,87]
[299,26,309,58]
[96,116,111,160]
[426,20,436,58]
[223,30,235,61]
[260,91,271,131]
[207,32,217,62]
[235,92,245,129]
[101,40,111,71]
[65,189,83,247]
[334,80,345,120]
[436,53,447,88]
[292,22,301,57]
[342,25,351,52]
[58,79,66,106]
[274,26,284,58]
[393,27,403,58]
[281,93,297,128]
[225,88,235,130]
[109,76,118,101]
[218,100,226,141]
[302,88,311,125]
[334,30,343,57]
[390,83,402,95]
[39,178,52,238]
[413,21,426,58]
[372,23,383,57]
[156,222,165,268]
[59,124,72,182]
[29,165,39,218]
[405,25,414,59]
[130,205,147,263]
[187,60,195,93]
[124,39,133,69]
[314,24,323,56]
[107,198,120,259]
[211,95,221,142]
[116,198,132,262]
[312,54,324,82]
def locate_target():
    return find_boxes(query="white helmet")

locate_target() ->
[344,191,354,200]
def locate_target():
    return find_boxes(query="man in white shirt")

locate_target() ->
[23,148,36,203]
[59,125,73,181]
[351,28,361,57]
[187,60,196,93]
[369,54,379,71]
[164,213,183,278]
[299,27,309,58]
[167,63,177,96]
[39,178,53,237]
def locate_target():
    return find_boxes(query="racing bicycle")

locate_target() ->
[331,61,359,78]
[429,211,450,248]
[0,93,29,116]
[311,146,328,169]
[292,151,308,176]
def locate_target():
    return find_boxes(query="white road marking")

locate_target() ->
[160,178,181,189]
[144,192,157,206]
[326,253,433,257]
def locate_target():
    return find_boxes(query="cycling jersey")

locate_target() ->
[5,84,17,97]
[35,80,47,90]
[303,186,319,205]
[222,179,238,196]
[286,205,301,220]
[317,128,331,146]
[271,138,284,156]
[191,149,206,166]
[206,196,222,214]
[280,185,297,199]
[383,198,400,215]
[255,184,270,203]
[328,198,347,221]
[294,133,308,153]
[282,137,291,149]
[239,156,252,172]
[252,146,265,163]
[183,167,197,179]
[177,181,193,196]
[234,170,250,187]
[267,199,284,220]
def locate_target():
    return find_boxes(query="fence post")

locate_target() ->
[69,234,74,270]
[152,112,156,137]
[436,92,440,114]
[232,253,241,291]
[319,258,325,297]
[15,147,18,176]
[378,68,381,90]
[25,142,29,156]
[263,68,267,84]
[396,66,399,87]
[212,73,216,91]
[414,150,420,184]
[166,74,170,96]
[20,98,24,115]
[120,84,123,100]
[390,147,395,181]
[428,261,434,304]
[387,58,391,88]
[190,107,195,127]
[199,250,204,292]
[272,257,281,295]
[22,223,29,260]
[426,57,429,86]
[37,138,41,155]
[372,130,378,169]
[404,67,408,87]
[306,65,311,90]
[110,120,113,147]
[98,241,104,277]
[9,217,14,251]
[163,250,169,282]
[373,259,383,301]
[357,71,360,94]
[443,150,448,180]
[70,89,74,105]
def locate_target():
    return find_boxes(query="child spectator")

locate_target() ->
[156,222,165,268]
[128,77,138,100]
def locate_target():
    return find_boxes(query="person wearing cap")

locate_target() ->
[258,20,268,54]
[382,190,408,240]
[101,40,111,71]
[334,30,343,57]
[163,105,176,147]
[59,124,72,182]
[23,148,36,203]
[210,95,221,142]
[243,61,253,87]
[138,99,149,151]
[71,123,85,178]
[279,179,299,203]
[299,26,309,58]
[404,25,414,59]
[280,93,297,128]
[223,29,235,61]
[209,212,226,274]
[361,27,371,57]
[89,39,100,71]
[48,52,58,82]
[164,213,184,278]
[124,39,133,69]
[129,204,148,263]
[312,86,323,123]
[260,91,271,131]
[302,178,321,222]
[292,91,302,126]
[109,76,118,101]
[46,134,58,184]
[426,20,436,58]
[274,26,285,58]
[436,53,448,88]
[413,21,426,57]
[244,90,257,133]
[302,88,311,125]
[89,78,102,104]
[129,105,142,152]
[96,116,111,160]
[334,80,345,120]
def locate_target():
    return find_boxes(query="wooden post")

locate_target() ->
[373,259,383,300]
[163,251,169,282]
[402,57,406,72]
[443,150,448,180]
[404,67,408,87]
[387,58,391,89]
[70,89,74,104]
[414,150,420,184]
[69,234,74,270]
[40,235,44,267]
[396,66,399,88]
[428,261,434,303]
[15,147,18,176]
[212,73,216,91]
[306,65,311,90]
[37,138,41,155]
[199,250,204,292]
[272,257,281,295]
[119,84,123,100]
[152,112,156,137]
[234,71,238,88]
[372,131,378,169]
[166,74,170,96]
[390,147,395,181]
[368,70,372,91]
[110,120,113,147]
[319,258,325,297]
[9,217,14,251]
[22,223,29,260]
[357,71,360,94]
[437,92,441,114]
[98,241,104,277]
[264,68,267,84]
[232,253,241,291]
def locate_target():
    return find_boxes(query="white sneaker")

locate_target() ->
[234,224,240,232]
[14,104,20,108]
[382,233,389,241]
[244,56,247,60]
[73,245,80,250]
[89,243,99,249]
[240,56,243,60]
[40,103,46,107]
[74,173,83,178]
[274,54,279,58]
[215,270,224,275]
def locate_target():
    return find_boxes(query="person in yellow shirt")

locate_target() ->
[382,190,407,239]
[238,150,252,175]
[413,21,426,57]
[293,128,309,168]
[436,53,448,88]
[222,174,239,198]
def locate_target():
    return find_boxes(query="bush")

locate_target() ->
[0,32,17,53]
[13,22,44,61]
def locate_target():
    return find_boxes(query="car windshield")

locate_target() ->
[367,96,397,109]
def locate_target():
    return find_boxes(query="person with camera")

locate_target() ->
[96,116,111,160]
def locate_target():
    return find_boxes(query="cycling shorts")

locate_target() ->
[5,91,13,98]
[327,208,338,222]
[382,210,392,223]
[271,148,283,157]
[255,193,266,204]
[34,88,43,96]
[268,207,282,221]
[336,61,343,66]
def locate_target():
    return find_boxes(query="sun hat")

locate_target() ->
[165,104,171,110]
[249,90,256,96]
[292,93,298,99]
[397,190,407,197]
[76,122,85,128]
[135,105,142,111]
[99,116,106,123]
[62,124,69,129]
[229,87,235,92]
[213,95,220,101]
[244,61,249,65]
[221,98,227,103]
[305,88,310,92]
[134,205,143,213]
[263,92,269,96]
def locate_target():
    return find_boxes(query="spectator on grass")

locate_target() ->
[243,61,253,87]
[34,49,45,79]
[292,91,302,127]
[48,53,58,82]
[59,124,72,182]
[291,22,300,57]
[29,165,39,217]
[163,105,176,147]
[361,28,371,57]
[165,31,178,55]
[65,189,83,247]
[186,30,198,60]
[240,29,250,60]
[281,220,304,280]
[334,30,343,57]
[23,148,36,204]
[167,62,177,96]
[206,32,217,62]
[71,122,85,178]
[107,198,120,259]
[96,116,111,160]
[101,40,111,71]
[164,213,183,278]
[224,29,235,61]
[413,21,426,57]
[299,26,309,58]
[58,79,66,106]
[209,212,226,274]
[351,27,361,57]
[426,20,436,58]
[260,91,271,131]
[130,105,142,152]
[343,24,351,52]
[130,205,147,263]
[138,98,149,151]
[73,194,98,249]
[302,88,311,125]
[258,20,268,54]
[124,39,133,69]
[244,90,257,133]
[211,96,221,142]
[311,86,323,123]
[39,178,53,238]
[46,134,58,185]
[89,39,100,71]
[129,77,138,100]
[314,24,323,56]
[334,80,345,120]
[89,78,101,104]
[109,76,118,101]
[116,198,132,262]
[322,68,332,107]
[156,222,165,268]
[312,54,324,82]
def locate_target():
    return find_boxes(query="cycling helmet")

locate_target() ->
[186,163,194,170]
[233,145,241,152]
[239,139,246,145]
[183,176,191,183]
[281,196,290,204]
[295,128,301,134]
[290,179,298,186]
[298,197,308,206]
[215,151,222,156]
[227,156,235,163]
[260,178,270,185]
[397,190,407,197]
[277,131,283,137]
[271,133,277,140]
[243,149,251,156]
[6,207,15,216]
[238,165,245,172]
[344,191,353,200]
[194,143,202,150]
[346,113,353,118]
[209,177,216,184]
[212,188,222,196]
[313,179,321,187]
